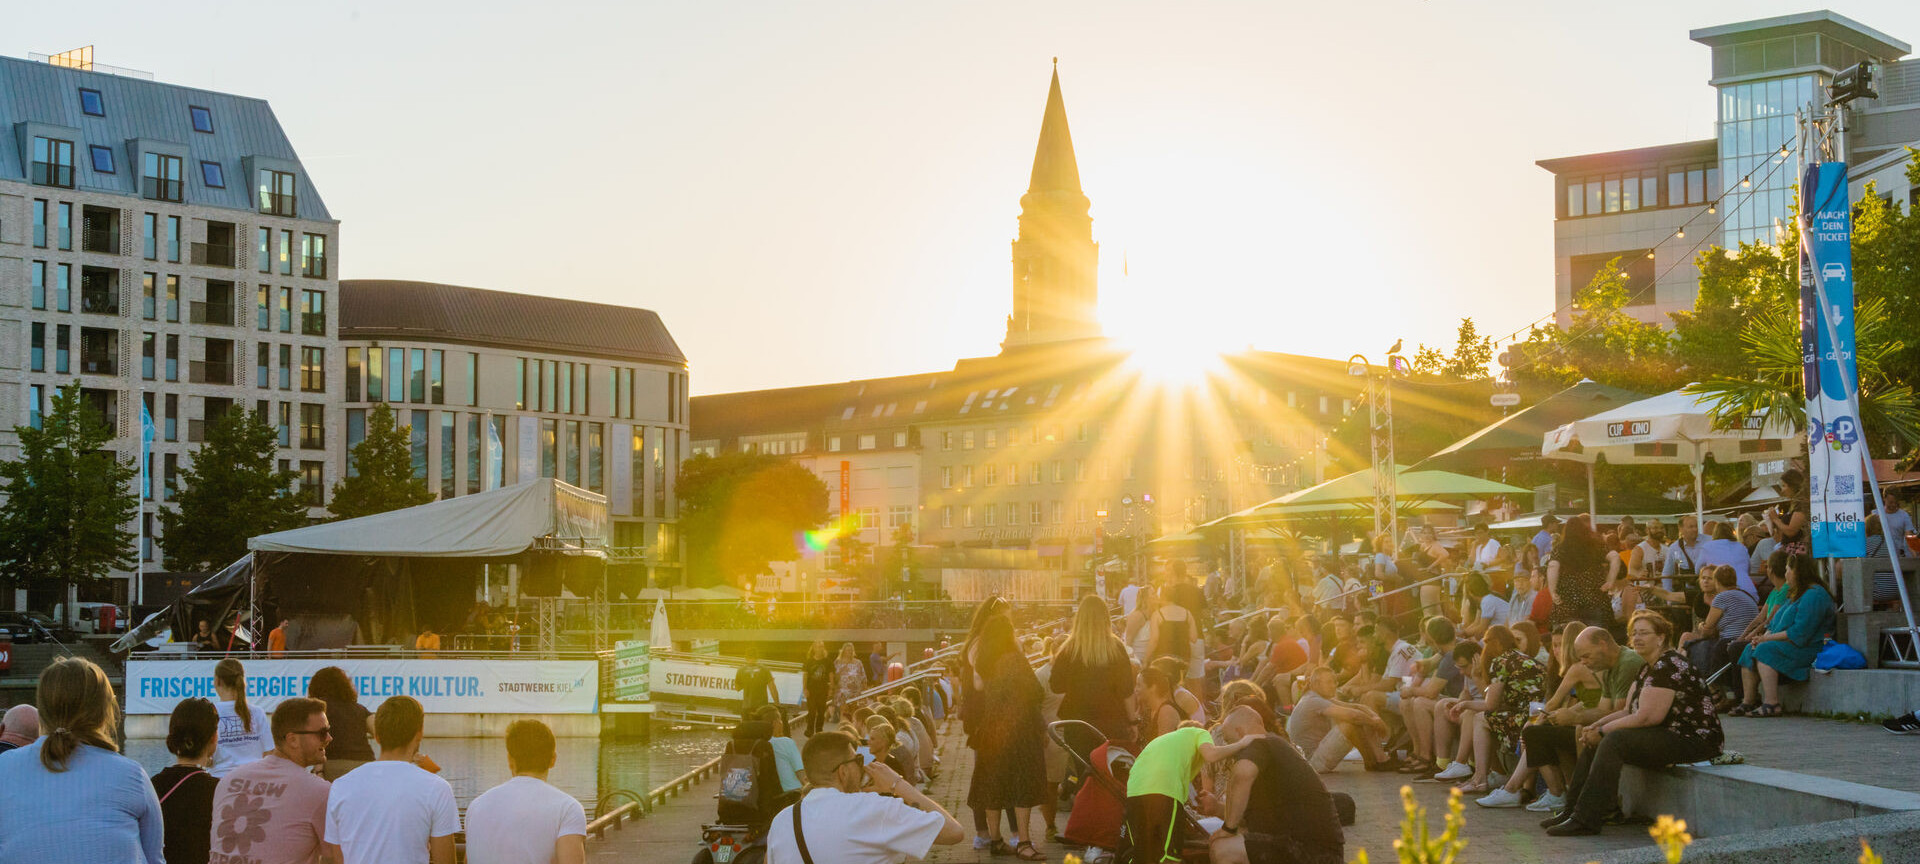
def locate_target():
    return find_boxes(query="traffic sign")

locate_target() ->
[1490,393,1521,407]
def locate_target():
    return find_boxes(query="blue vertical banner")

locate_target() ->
[1799,162,1865,558]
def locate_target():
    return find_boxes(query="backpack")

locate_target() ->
[718,751,762,814]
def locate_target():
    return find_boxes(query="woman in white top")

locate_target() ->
[209,658,268,777]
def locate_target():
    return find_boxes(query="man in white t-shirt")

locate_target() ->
[465,720,586,864]
[1118,579,1142,617]
[1469,524,1502,572]
[325,696,459,864]
[766,730,964,864]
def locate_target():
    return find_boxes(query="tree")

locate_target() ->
[1409,318,1495,380]
[1508,259,1683,394]
[0,383,138,596]
[678,450,829,585]
[330,404,434,520]
[158,409,307,571]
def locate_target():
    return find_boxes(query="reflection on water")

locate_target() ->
[129,728,727,815]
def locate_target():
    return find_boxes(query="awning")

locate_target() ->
[249,478,608,557]
[1416,380,1650,472]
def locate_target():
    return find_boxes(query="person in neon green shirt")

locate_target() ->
[1125,726,1253,863]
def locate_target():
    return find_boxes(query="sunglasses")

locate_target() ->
[290,727,333,739]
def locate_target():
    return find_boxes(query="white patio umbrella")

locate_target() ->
[648,597,673,651]
[1542,387,1804,526]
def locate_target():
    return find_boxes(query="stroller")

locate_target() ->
[691,718,791,864]
[1050,720,1213,864]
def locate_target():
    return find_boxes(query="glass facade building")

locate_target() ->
[1717,75,1817,246]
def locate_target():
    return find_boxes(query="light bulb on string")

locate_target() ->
[1676,229,1685,239]
[1742,176,1752,188]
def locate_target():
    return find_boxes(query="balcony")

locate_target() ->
[80,267,120,315]
[301,312,326,337]
[190,301,234,326]
[81,354,117,376]
[141,176,183,202]
[261,192,297,218]
[32,160,74,188]
[302,255,328,279]
[190,242,235,268]
[82,228,119,254]
[189,361,234,385]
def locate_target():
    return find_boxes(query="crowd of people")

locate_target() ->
[0,656,588,864]
[768,482,1907,863]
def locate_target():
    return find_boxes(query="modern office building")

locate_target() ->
[0,52,341,606]
[692,66,1353,598]
[1539,11,1920,327]
[338,279,689,588]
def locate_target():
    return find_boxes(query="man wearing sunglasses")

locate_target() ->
[767,730,965,864]
[212,695,341,863]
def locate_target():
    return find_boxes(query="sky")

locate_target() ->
[17,1,1920,395]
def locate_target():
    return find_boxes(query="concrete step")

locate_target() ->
[1778,668,1920,718]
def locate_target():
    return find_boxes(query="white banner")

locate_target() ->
[126,659,599,715]
[652,657,802,706]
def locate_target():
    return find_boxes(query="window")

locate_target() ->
[301,347,325,392]
[410,412,429,479]
[1051,500,1064,524]
[828,436,842,452]
[963,506,974,528]
[858,434,877,450]
[984,504,997,526]
[1571,251,1658,306]
[31,136,74,187]
[1030,462,1042,484]
[79,88,104,116]
[200,161,225,188]
[466,415,482,495]
[32,200,47,247]
[189,105,214,133]
[143,214,158,260]
[985,429,998,448]
[984,464,997,485]
[142,152,183,201]
[345,348,362,401]
[540,418,558,478]
[301,289,326,336]
[257,227,271,274]
[467,353,479,406]
[345,409,367,476]
[54,263,70,311]
[142,332,155,380]
[587,422,604,493]
[258,343,272,388]
[367,345,384,401]
[300,404,325,448]
[942,432,953,451]
[279,230,294,275]
[279,344,293,390]
[165,275,180,322]
[388,347,405,401]
[167,216,181,262]
[1031,502,1043,524]
[410,348,428,402]
[258,169,296,217]
[89,145,115,174]
[277,402,292,448]
[963,430,975,450]
[27,385,44,429]
[1052,460,1063,483]
[301,234,327,278]
[515,358,527,410]
[280,287,294,332]
[441,413,457,499]
[941,506,953,529]
[941,466,953,489]
[165,335,179,381]
[57,202,72,250]
[888,505,912,529]
[430,350,445,404]
[893,431,908,447]
[29,324,44,371]
[31,262,45,310]
[963,466,975,487]
[299,461,324,507]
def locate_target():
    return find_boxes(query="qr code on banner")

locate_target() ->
[1833,475,1857,497]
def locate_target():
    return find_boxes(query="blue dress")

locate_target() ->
[1738,584,1835,682]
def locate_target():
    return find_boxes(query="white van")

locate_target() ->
[52,602,123,634]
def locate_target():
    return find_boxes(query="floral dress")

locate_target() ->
[1486,650,1546,749]
[1630,650,1724,749]
[833,658,868,713]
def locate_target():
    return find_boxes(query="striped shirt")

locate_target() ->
[1710,589,1759,640]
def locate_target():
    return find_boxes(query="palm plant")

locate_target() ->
[1687,292,1920,453]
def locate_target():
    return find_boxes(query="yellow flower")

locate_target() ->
[1859,839,1883,864]
[1649,815,1692,864]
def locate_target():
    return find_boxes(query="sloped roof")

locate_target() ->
[0,55,333,220]
[340,280,685,366]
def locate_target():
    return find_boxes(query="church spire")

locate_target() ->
[1027,58,1083,196]
[1004,60,1101,352]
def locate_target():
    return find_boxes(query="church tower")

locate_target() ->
[1003,61,1101,351]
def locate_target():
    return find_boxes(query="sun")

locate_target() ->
[1104,293,1229,387]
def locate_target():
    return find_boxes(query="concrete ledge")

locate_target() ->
[1595,809,1920,864]
[1781,668,1920,717]
[126,712,601,739]
[1620,762,1920,838]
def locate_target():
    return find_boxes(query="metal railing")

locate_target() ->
[190,301,234,326]
[546,599,1073,636]
[142,177,182,202]
[82,228,119,254]
[190,242,235,267]
[584,755,725,840]
[189,360,233,384]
